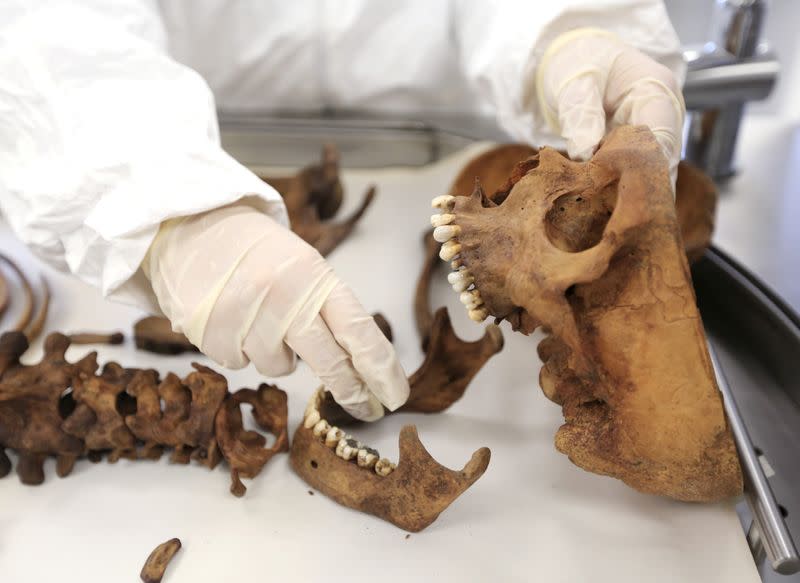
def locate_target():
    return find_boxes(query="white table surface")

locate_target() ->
[0,144,759,583]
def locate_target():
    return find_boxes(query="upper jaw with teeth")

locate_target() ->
[302,388,395,476]
[431,195,488,323]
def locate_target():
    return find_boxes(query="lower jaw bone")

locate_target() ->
[290,421,489,532]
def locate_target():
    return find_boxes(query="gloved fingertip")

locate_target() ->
[343,393,385,422]
[250,347,297,377]
[566,138,598,162]
[381,377,410,412]
[651,131,680,196]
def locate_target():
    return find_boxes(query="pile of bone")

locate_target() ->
[303,389,396,477]
[431,195,487,322]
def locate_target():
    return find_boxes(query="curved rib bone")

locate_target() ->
[23,276,50,343]
[0,254,34,333]
[0,267,8,321]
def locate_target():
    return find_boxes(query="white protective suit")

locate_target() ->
[0,0,684,307]
[0,0,684,418]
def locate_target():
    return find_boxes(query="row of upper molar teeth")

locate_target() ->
[431,213,455,228]
[431,193,488,322]
[460,289,488,322]
[431,197,462,262]
[431,195,455,211]
[303,395,395,476]
[447,267,473,292]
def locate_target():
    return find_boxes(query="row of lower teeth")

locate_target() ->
[431,195,488,322]
[303,390,396,477]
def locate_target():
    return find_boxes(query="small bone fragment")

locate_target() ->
[134,316,197,355]
[140,538,182,583]
[260,145,376,256]
[371,312,393,343]
[69,332,125,345]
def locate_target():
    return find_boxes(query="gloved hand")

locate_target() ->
[536,28,685,185]
[144,199,409,421]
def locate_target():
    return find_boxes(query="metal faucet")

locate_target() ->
[682,0,779,180]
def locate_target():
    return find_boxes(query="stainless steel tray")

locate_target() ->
[694,248,800,580]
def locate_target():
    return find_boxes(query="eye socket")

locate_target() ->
[544,181,618,253]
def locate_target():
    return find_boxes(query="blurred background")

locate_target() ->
[666,0,798,120]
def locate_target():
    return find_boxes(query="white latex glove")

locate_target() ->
[536,28,685,186]
[144,200,409,421]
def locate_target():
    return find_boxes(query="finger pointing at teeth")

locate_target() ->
[320,281,410,412]
[286,312,387,422]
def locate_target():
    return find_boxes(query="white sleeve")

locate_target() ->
[0,0,287,311]
[452,0,685,145]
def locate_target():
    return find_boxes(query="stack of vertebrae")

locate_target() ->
[430,126,742,502]
[0,331,288,496]
[303,388,395,476]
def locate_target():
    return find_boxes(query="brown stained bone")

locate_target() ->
[260,145,377,257]
[0,332,98,484]
[125,364,228,467]
[140,538,182,583]
[371,312,393,343]
[69,332,125,345]
[23,276,50,343]
[413,231,442,351]
[433,126,741,501]
[215,384,289,497]
[0,254,34,333]
[414,145,718,350]
[320,307,503,427]
[62,365,142,462]
[675,160,718,263]
[414,146,538,350]
[134,316,197,355]
[0,332,288,494]
[431,144,717,270]
[404,308,502,413]
[291,420,489,532]
[0,267,8,321]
